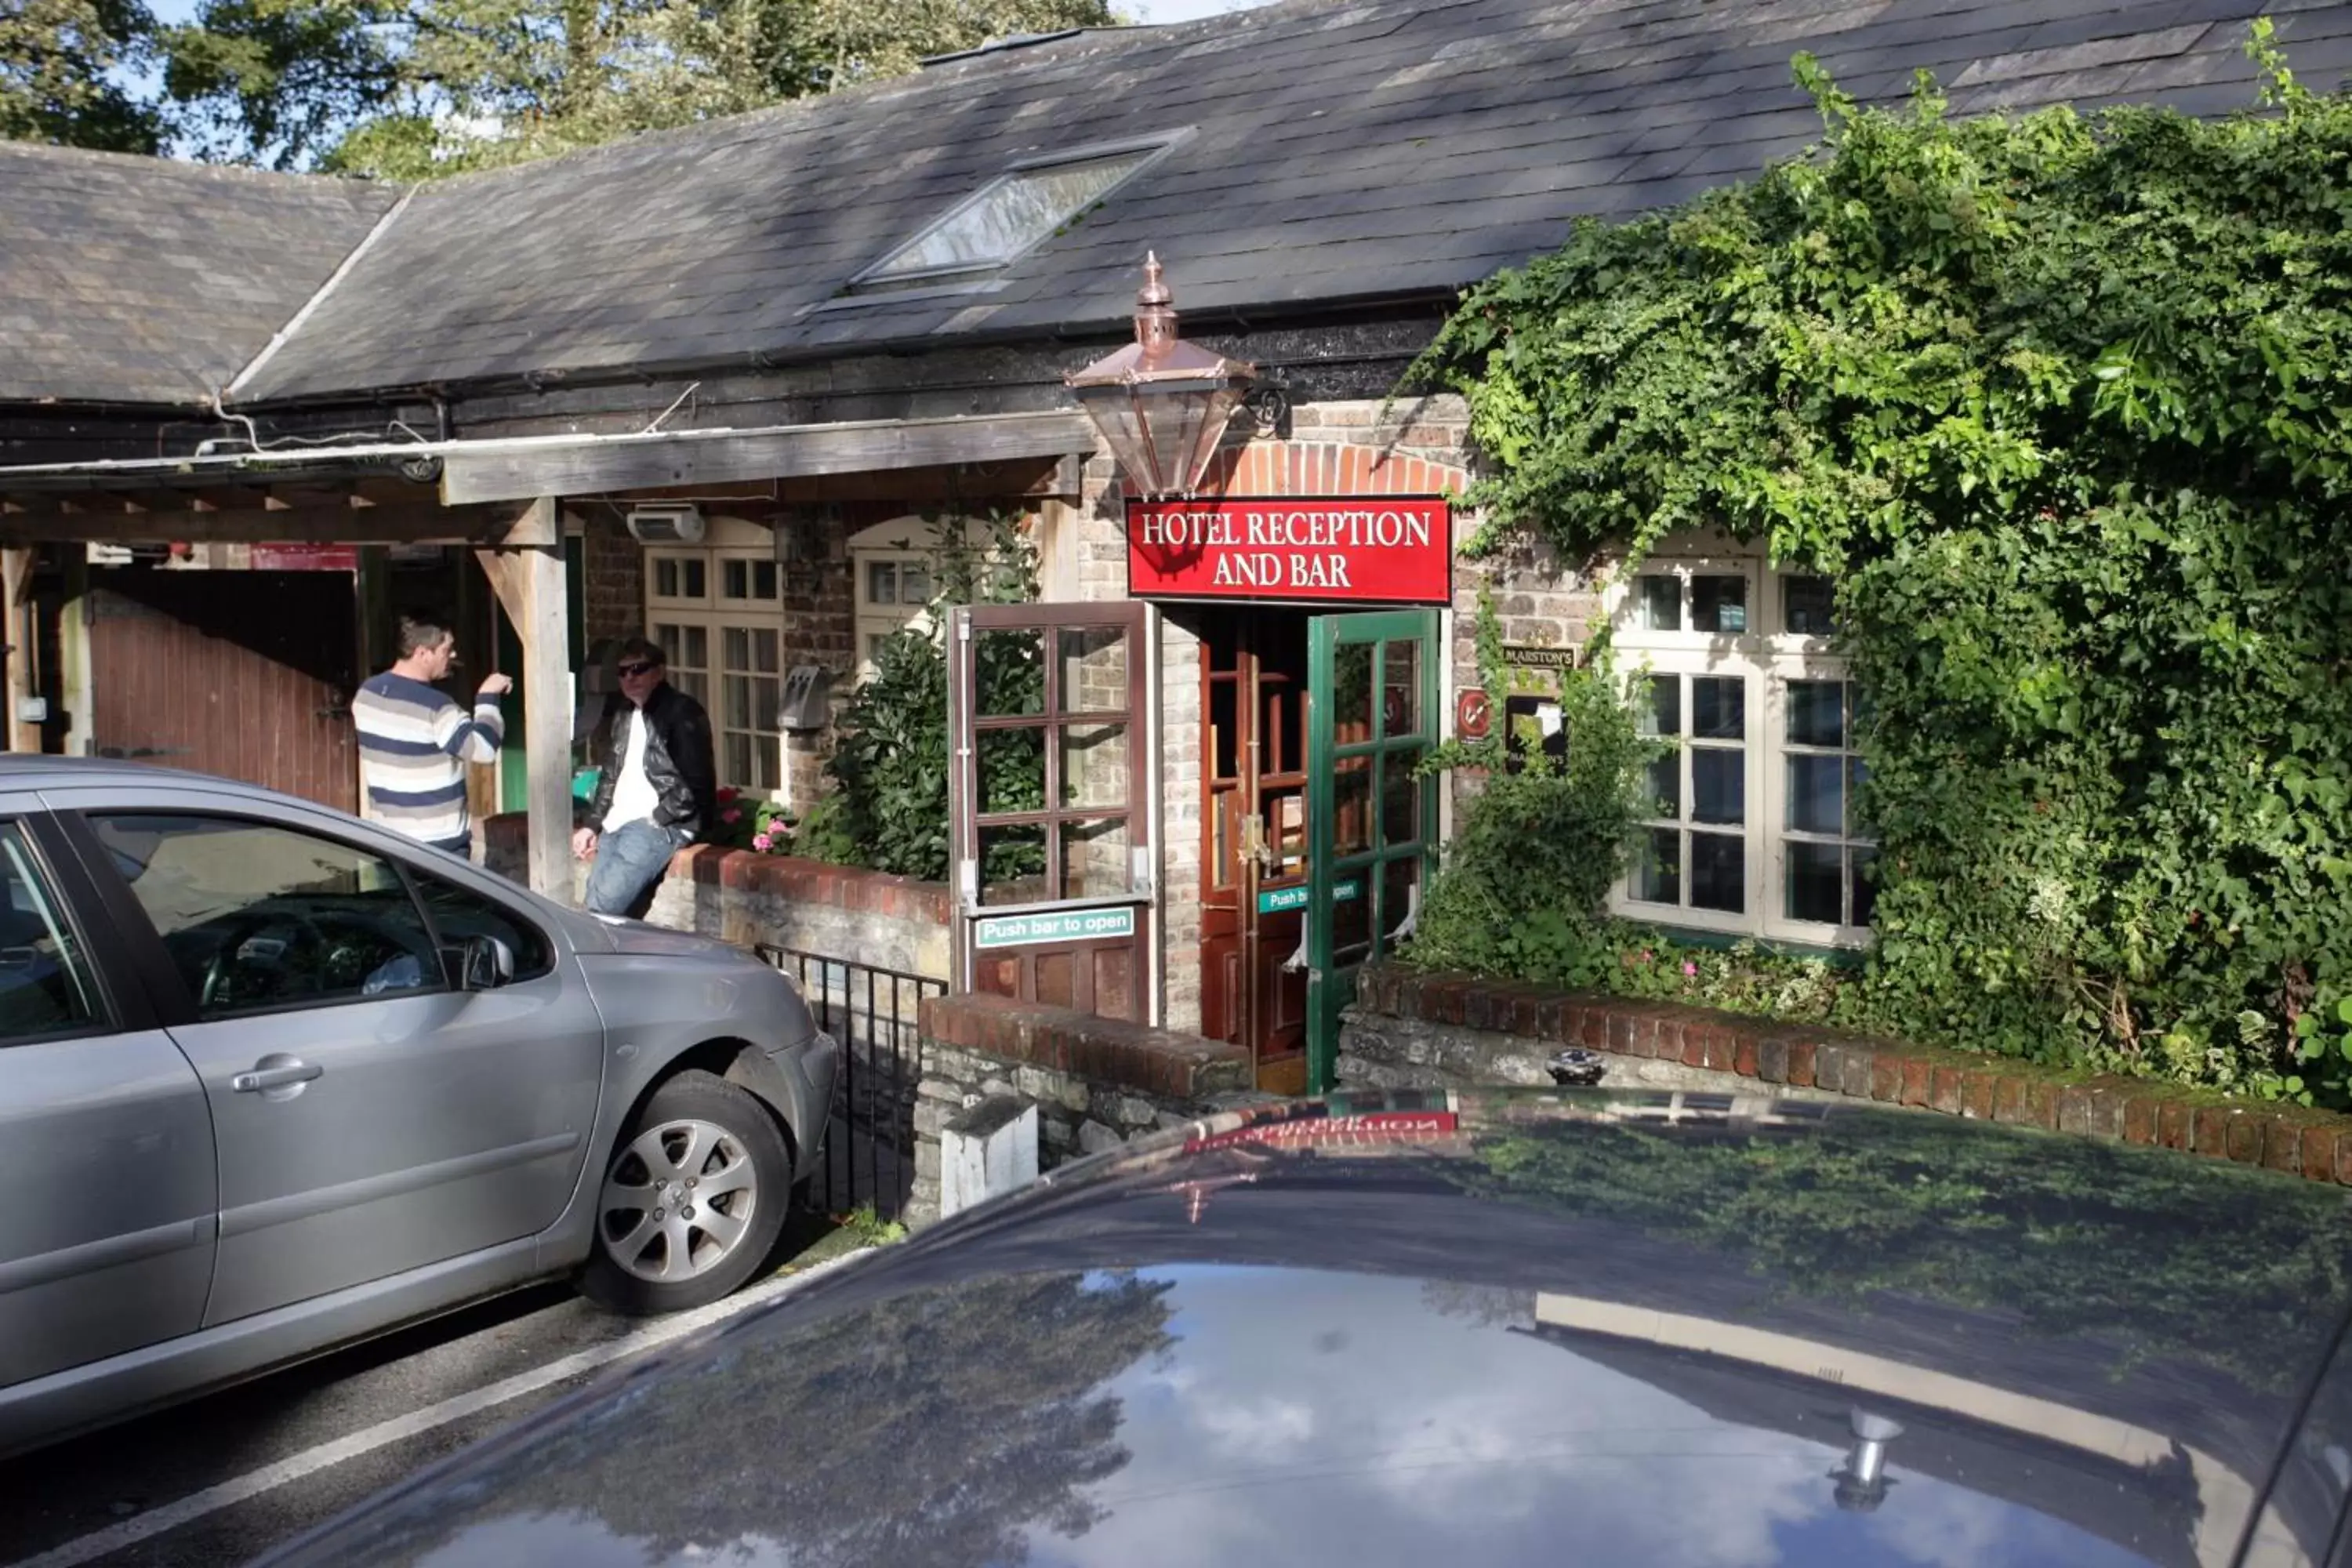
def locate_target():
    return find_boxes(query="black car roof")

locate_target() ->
[258,1089,2352,1568]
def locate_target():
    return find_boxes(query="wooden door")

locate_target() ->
[1200,609,1313,1093]
[85,569,360,812]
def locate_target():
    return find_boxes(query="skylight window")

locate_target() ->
[852,143,1167,292]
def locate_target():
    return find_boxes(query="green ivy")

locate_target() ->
[820,512,1045,883]
[1408,28,2352,1102]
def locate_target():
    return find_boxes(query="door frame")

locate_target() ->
[1306,608,1442,1094]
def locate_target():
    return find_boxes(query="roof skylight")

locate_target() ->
[851,143,1168,292]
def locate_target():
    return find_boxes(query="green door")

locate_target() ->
[1307,609,1441,1092]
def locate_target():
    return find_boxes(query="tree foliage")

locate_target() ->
[1410,29,2352,1100]
[1,0,161,150]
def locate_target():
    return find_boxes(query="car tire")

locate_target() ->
[581,1070,791,1316]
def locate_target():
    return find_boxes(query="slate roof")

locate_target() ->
[0,143,397,407]
[12,0,2352,410]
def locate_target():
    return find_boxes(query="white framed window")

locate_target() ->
[847,516,993,684]
[1609,538,1874,946]
[644,517,783,797]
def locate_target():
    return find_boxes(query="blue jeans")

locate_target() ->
[583,819,685,918]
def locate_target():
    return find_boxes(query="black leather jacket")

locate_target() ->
[586,681,717,839]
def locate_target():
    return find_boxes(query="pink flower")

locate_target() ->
[752,833,771,852]
[1683,960,1697,978]
[723,808,742,824]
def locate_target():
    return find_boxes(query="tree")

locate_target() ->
[157,0,1119,175]
[1,0,162,151]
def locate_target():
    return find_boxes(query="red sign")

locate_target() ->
[1456,688,1491,741]
[250,543,358,572]
[1127,495,1450,604]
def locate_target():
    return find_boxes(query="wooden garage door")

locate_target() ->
[86,570,360,812]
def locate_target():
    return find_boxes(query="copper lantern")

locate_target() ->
[1065,252,1257,499]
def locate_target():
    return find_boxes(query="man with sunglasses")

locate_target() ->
[573,636,717,918]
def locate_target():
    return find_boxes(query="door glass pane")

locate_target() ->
[1332,753,1373,857]
[1330,877,1373,965]
[1059,626,1129,714]
[1786,841,1844,924]
[1690,831,1744,913]
[1692,677,1744,739]
[1060,817,1131,898]
[1783,574,1836,635]
[1787,755,1842,835]
[976,725,1047,815]
[1692,750,1744,825]
[0,825,100,1036]
[89,815,441,1018]
[975,630,1046,717]
[1380,855,1420,951]
[1380,750,1424,847]
[1330,640,1375,743]
[1210,680,1239,782]
[1061,724,1129,809]
[1787,681,1845,747]
[1381,641,1421,739]
[978,824,1049,905]
[1636,576,1680,632]
[1691,575,1747,633]
[1641,674,1681,738]
[1636,828,1681,904]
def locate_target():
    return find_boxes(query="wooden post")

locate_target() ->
[475,499,573,902]
[2,548,35,753]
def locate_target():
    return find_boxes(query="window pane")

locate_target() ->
[866,561,898,606]
[655,560,681,599]
[676,670,709,704]
[722,560,749,601]
[898,564,930,605]
[1691,575,1747,633]
[753,561,779,601]
[1787,681,1846,747]
[1787,755,1843,835]
[412,869,552,979]
[1636,828,1681,905]
[1848,755,1871,836]
[1641,674,1681,738]
[0,826,99,1037]
[90,815,439,1018]
[1692,749,1744,825]
[1783,574,1836,635]
[753,677,779,733]
[1060,817,1131,899]
[723,626,750,674]
[1333,753,1373,857]
[1690,832,1744,913]
[1636,576,1681,632]
[1692,677,1744,739]
[724,673,753,730]
[681,626,708,670]
[1059,626,1129,715]
[1061,723,1129,809]
[1647,753,1681,820]
[866,633,891,666]
[1786,841,1844,924]
[753,629,779,674]
[867,151,1152,279]
[1852,846,1878,927]
[681,560,706,600]
[1381,640,1421,739]
[724,731,753,788]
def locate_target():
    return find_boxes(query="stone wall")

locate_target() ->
[909,993,1272,1226]
[483,814,951,979]
[1346,963,2352,1188]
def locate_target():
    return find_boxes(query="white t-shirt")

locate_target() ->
[602,709,660,832]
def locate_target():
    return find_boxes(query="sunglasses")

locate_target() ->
[616,660,661,678]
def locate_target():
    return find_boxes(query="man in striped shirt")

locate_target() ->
[352,615,514,856]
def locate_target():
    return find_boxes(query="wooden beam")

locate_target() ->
[2,549,34,753]
[474,497,572,902]
[438,411,1097,506]
[0,503,516,546]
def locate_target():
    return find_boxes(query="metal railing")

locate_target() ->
[757,944,943,1223]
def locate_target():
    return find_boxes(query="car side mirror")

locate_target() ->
[449,934,514,991]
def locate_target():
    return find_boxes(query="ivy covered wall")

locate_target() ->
[1414,31,2352,1103]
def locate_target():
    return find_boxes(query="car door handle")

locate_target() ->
[232,1060,323,1094]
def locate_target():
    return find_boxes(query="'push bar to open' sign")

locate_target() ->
[1127,496,1451,604]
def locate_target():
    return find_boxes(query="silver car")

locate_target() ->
[0,757,837,1457]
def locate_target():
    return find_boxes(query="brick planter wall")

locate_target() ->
[1348,963,2352,1186]
[483,813,950,978]
[909,993,1271,1226]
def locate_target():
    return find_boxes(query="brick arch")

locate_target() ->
[1193,440,1470,499]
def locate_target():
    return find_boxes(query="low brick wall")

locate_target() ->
[909,993,1272,1226]
[483,812,950,979]
[1347,963,2352,1186]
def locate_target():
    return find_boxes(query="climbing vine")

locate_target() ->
[1409,27,2352,1101]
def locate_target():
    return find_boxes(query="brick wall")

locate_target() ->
[909,992,1269,1225]
[579,509,642,649]
[1347,963,2352,1187]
